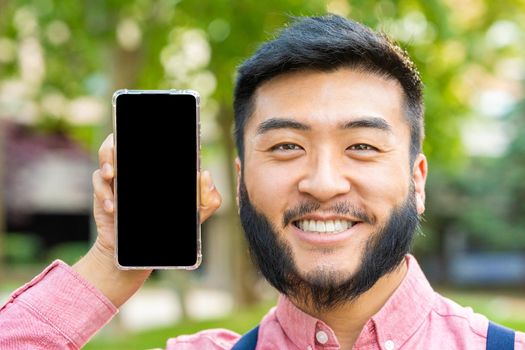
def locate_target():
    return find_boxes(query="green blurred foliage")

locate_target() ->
[1,0,524,255]
[4,233,42,264]
[421,98,525,253]
[0,0,513,162]
[46,241,91,265]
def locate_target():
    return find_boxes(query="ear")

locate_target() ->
[235,157,242,207]
[412,153,428,215]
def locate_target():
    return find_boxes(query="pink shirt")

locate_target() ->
[1,255,524,349]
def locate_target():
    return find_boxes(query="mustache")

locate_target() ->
[282,200,376,228]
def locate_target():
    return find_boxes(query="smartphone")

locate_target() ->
[112,89,201,269]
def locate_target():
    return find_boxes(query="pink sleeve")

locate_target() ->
[0,260,118,349]
[516,330,525,350]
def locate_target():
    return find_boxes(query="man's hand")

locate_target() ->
[73,134,222,307]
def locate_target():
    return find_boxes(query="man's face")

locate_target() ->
[238,68,427,308]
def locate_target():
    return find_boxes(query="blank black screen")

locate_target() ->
[115,92,199,267]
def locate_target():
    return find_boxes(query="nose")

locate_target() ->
[297,152,351,202]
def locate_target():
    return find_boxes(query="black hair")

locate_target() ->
[233,14,424,163]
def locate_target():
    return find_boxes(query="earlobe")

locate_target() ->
[235,157,242,207]
[412,153,428,215]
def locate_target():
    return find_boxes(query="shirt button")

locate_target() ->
[316,330,329,344]
[385,340,395,350]
[307,346,313,350]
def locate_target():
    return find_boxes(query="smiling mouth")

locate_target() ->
[293,219,357,234]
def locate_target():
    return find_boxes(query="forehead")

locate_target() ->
[247,68,407,134]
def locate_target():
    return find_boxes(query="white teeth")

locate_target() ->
[295,219,355,233]
[308,220,316,231]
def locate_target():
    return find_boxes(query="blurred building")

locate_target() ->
[4,121,93,255]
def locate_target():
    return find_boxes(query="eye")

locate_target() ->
[348,144,377,151]
[270,143,303,152]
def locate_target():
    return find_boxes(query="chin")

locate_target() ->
[295,257,357,284]
[302,266,353,288]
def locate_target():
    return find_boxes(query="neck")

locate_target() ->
[292,258,408,350]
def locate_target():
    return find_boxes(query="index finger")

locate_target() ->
[98,133,115,178]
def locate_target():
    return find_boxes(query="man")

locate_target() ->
[1,14,523,350]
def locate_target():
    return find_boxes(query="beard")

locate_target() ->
[238,176,420,312]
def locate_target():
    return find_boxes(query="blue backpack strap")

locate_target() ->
[486,321,515,350]
[231,325,260,350]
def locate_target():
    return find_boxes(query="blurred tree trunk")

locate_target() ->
[108,46,143,133]
[216,104,259,307]
[113,48,143,92]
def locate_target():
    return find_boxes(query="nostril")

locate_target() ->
[297,177,351,203]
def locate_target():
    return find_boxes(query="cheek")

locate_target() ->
[244,163,297,217]
[351,163,410,212]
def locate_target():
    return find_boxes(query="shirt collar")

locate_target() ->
[365,254,436,348]
[275,254,436,349]
[276,295,341,349]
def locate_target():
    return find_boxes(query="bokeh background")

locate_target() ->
[1,0,524,348]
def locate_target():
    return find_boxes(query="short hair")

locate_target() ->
[233,14,424,163]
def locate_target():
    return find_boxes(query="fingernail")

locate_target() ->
[104,199,113,212]
[102,163,113,177]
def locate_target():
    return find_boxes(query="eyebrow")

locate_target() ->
[255,116,393,136]
[340,117,392,132]
[256,118,310,135]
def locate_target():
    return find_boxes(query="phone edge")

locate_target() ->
[112,89,202,270]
